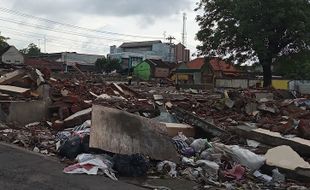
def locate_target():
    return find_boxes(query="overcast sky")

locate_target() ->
[0,0,200,56]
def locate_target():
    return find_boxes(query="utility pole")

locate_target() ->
[65,52,68,73]
[166,35,175,62]
[37,39,41,49]
[163,31,167,40]
[182,12,187,46]
[44,35,47,53]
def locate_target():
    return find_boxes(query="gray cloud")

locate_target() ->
[11,0,192,19]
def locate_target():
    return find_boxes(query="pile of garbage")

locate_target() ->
[0,65,309,189]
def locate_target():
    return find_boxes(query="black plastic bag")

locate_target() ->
[58,135,89,159]
[113,154,149,177]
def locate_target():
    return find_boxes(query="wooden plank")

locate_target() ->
[171,107,226,137]
[0,70,26,85]
[0,85,30,94]
[163,122,196,137]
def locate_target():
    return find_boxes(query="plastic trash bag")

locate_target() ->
[157,161,177,178]
[214,143,265,171]
[113,154,149,177]
[63,153,117,180]
[196,160,219,180]
[58,135,90,159]
[190,138,211,153]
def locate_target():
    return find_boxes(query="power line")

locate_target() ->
[0,26,112,47]
[0,17,134,42]
[0,7,162,39]
[4,32,110,50]
[8,36,108,53]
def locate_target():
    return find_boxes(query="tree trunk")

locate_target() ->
[262,63,272,87]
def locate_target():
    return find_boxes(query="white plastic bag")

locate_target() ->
[157,161,177,178]
[214,143,265,171]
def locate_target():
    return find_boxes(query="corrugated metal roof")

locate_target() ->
[120,40,162,48]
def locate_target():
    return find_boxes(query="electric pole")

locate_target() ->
[182,12,187,46]
[166,35,175,62]
[44,35,47,53]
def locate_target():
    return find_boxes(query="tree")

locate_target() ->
[95,57,121,74]
[0,35,9,49]
[273,50,310,80]
[196,0,310,87]
[20,43,41,56]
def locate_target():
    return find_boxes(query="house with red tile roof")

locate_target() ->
[173,57,241,84]
[25,58,64,71]
[208,57,240,77]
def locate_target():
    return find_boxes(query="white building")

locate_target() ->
[0,46,24,64]
[109,40,175,69]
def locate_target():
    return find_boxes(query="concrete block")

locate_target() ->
[90,105,179,162]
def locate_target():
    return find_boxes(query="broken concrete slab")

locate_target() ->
[63,107,92,128]
[233,125,310,157]
[255,92,273,102]
[153,95,164,101]
[0,100,49,125]
[257,103,277,114]
[265,145,310,170]
[225,98,235,108]
[265,145,310,180]
[90,105,179,162]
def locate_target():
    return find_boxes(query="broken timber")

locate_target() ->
[171,107,225,137]
[0,69,26,85]
[0,85,30,95]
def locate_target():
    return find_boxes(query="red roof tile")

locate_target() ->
[209,58,239,73]
[25,58,63,70]
[186,57,240,74]
[186,58,205,69]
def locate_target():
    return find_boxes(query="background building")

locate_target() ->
[33,52,104,72]
[0,46,24,65]
[109,40,190,70]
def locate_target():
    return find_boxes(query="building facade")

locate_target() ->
[33,52,104,72]
[133,59,170,80]
[0,46,24,65]
[174,43,190,63]
[109,40,190,70]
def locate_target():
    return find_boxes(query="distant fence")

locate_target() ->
[177,83,214,90]
[215,78,310,94]
[215,78,260,89]
[289,80,310,94]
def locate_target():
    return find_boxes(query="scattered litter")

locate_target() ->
[64,154,117,180]
[157,161,177,178]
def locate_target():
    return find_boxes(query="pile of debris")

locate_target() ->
[0,65,309,189]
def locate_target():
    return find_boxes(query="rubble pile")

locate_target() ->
[0,66,309,189]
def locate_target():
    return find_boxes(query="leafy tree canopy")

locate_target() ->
[273,50,310,80]
[196,0,310,86]
[20,43,41,56]
[0,35,9,49]
[95,57,121,74]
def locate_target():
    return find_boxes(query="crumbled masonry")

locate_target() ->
[0,64,309,189]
